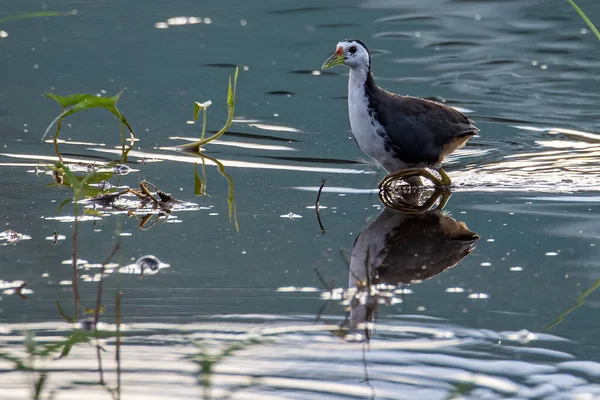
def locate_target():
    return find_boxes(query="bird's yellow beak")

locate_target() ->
[322,47,345,69]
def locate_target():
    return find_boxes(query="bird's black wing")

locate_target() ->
[370,88,479,165]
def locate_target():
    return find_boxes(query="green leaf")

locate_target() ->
[227,76,233,107]
[56,162,81,190]
[56,198,71,215]
[83,209,103,217]
[44,93,98,109]
[193,101,212,122]
[56,301,74,323]
[42,91,134,141]
[80,170,111,187]
[0,10,76,25]
[58,343,73,359]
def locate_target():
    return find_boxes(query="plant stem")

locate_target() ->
[568,0,600,41]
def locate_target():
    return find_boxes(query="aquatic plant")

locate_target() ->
[568,0,600,41]
[43,91,135,162]
[191,336,262,399]
[0,10,77,25]
[52,162,116,322]
[546,278,600,330]
[0,326,120,400]
[177,67,239,150]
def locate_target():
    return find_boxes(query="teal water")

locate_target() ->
[2,0,600,398]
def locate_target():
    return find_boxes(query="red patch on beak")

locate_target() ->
[335,47,343,56]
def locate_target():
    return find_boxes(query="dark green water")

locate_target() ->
[2,0,600,398]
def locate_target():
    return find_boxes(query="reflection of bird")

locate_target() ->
[343,203,479,340]
[322,40,479,188]
[350,207,479,286]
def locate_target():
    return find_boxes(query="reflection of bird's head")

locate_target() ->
[322,39,370,71]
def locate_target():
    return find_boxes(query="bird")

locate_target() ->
[322,39,479,189]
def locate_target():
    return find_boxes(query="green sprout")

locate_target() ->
[178,67,239,149]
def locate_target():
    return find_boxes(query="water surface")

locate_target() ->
[1,0,600,398]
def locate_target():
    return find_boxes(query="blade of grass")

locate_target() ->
[546,278,600,330]
[0,10,76,24]
[568,0,600,41]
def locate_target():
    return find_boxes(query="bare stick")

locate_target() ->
[315,178,327,235]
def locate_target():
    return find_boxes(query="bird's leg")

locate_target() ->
[435,190,451,210]
[379,168,446,190]
[437,168,452,186]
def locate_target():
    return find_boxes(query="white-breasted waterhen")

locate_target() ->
[322,39,479,189]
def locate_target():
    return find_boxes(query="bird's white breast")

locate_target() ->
[347,68,400,172]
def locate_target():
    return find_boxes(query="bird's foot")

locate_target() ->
[378,168,451,191]
[379,187,452,214]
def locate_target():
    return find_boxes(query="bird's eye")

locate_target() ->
[349,46,357,54]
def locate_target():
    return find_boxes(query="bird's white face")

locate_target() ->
[322,40,370,71]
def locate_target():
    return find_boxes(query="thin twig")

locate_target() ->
[94,240,120,386]
[94,240,121,325]
[313,266,333,292]
[72,213,80,322]
[116,289,121,400]
[361,343,375,400]
[315,178,327,235]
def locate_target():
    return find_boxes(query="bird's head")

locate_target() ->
[322,39,370,71]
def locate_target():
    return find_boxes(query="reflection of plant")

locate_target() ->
[0,327,120,400]
[191,336,262,400]
[181,67,240,231]
[445,382,476,400]
[192,153,239,232]
[43,91,135,163]
[54,162,114,322]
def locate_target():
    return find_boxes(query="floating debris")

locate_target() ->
[45,232,66,243]
[76,318,96,331]
[119,255,170,277]
[85,180,199,229]
[280,212,302,219]
[0,230,31,245]
[0,280,32,298]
